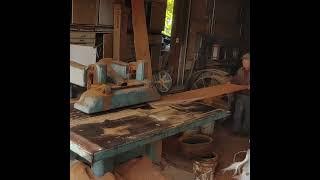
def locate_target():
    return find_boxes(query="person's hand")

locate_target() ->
[248,85,250,90]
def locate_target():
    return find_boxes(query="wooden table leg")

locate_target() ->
[92,158,114,177]
[146,140,162,163]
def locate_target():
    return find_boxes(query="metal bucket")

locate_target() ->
[193,152,219,180]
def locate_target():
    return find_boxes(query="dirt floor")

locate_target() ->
[161,119,250,180]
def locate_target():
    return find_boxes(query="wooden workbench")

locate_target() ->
[70,101,230,176]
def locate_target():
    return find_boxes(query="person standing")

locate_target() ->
[231,53,250,135]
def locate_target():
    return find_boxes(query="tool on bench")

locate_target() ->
[72,58,160,114]
[71,0,162,114]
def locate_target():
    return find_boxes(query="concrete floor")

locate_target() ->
[161,120,249,180]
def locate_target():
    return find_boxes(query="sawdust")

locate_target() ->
[103,125,130,136]
[86,64,99,89]
[149,115,168,121]
[114,172,124,180]
[78,84,110,100]
[160,165,194,180]
[76,84,113,111]
[148,109,179,122]
[70,160,116,180]
[71,109,143,128]
[115,156,167,180]
[98,173,116,180]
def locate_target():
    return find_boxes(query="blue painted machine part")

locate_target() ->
[74,86,160,114]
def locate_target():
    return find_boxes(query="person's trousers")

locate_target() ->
[233,94,250,134]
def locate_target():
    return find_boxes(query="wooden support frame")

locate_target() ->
[131,0,153,80]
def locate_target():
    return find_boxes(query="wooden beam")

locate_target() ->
[103,33,113,58]
[113,2,128,61]
[131,0,153,80]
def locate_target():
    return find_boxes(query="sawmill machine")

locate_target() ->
[70,58,160,114]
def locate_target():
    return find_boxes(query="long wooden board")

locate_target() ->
[150,84,248,106]
[131,0,153,80]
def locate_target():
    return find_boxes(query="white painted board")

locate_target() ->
[70,44,97,66]
[70,61,87,87]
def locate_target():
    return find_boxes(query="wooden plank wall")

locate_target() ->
[167,0,189,85]
[183,0,209,81]
[213,0,243,41]
[182,0,248,82]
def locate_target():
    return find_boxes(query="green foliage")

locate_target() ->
[162,0,174,37]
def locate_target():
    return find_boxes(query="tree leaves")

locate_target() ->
[162,0,174,36]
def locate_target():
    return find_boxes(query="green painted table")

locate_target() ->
[70,102,230,176]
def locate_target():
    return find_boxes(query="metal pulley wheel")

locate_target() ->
[153,70,172,93]
[190,70,230,90]
[190,69,232,109]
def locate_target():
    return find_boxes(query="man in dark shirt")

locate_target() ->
[231,53,250,135]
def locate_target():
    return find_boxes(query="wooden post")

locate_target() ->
[113,1,128,61]
[103,33,113,58]
[92,158,115,176]
[92,159,105,176]
[131,0,153,80]
[145,140,162,163]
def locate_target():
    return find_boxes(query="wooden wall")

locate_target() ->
[168,0,250,85]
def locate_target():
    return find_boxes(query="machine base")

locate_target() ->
[74,86,160,114]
